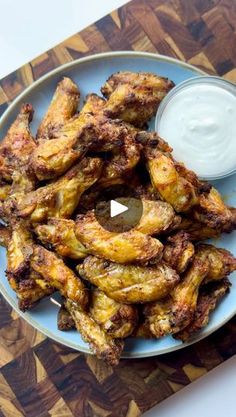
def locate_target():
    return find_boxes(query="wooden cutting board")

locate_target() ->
[0,1,236,416]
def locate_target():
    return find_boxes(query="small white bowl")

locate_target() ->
[155,76,236,181]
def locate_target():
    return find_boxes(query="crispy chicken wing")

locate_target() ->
[0,104,36,182]
[101,71,174,127]
[6,222,33,280]
[35,218,88,259]
[145,244,236,337]
[36,77,80,139]
[9,157,102,223]
[97,127,141,187]
[35,200,175,260]
[135,199,177,235]
[0,223,54,310]
[32,111,138,181]
[10,269,54,311]
[193,188,236,232]
[198,244,236,283]
[32,113,94,180]
[90,289,138,338]
[65,299,124,366]
[31,245,88,308]
[78,256,180,303]
[143,134,199,212]
[75,211,163,263]
[163,232,195,273]
[175,278,231,341]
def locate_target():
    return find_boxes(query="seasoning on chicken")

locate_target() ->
[78,256,180,303]
[36,77,80,139]
[102,71,174,127]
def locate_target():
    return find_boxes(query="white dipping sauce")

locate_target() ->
[157,83,236,179]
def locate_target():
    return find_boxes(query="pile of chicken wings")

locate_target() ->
[0,72,236,366]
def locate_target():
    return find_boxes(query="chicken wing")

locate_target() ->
[0,222,54,310]
[31,245,88,308]
[163,232,195,273]
[97,129,141,187]
[193,188,236,232]
[65,299,124,366]
[0,104,36,182]
[10,269,55,311]
[78,256,180,303]
[145,244,236,337]
[9,157,102,223]
[75,211,163,263]
[36,77,80,139]
[143,133,199,212]
[35,218,88,259]
[101,71,174,127]
[6,222,33,280]
[89,289,138,338]
[135,199,177,235]
[175,278,231,341]
[32,112,138,181]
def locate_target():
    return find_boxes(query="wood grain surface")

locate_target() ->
[0,0,236,416]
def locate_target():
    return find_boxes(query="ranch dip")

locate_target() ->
[156,77,236,180]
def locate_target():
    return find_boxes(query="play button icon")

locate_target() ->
[110,200,128,217]
[94,185,143,233]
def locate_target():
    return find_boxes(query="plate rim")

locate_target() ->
[1,50,230,359]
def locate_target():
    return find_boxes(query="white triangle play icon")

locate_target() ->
[110,200,129,218]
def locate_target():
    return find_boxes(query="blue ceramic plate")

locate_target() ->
[0,52,235,358]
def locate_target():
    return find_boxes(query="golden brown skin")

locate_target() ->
[132,322,154,339]
[175,278,231,341]
[198,244,236,283]
[101,71,174,127]
[31,245,88,308]
[32,113,94,180]
[135,199,177,235]
[36,77,80,139]
[0,223,54,310]
[193,188,236,232]
[0,224,11,247]
[90,289,138,338]
[98,127,141,187]
[0,104,36,182]
[57,303,75,331]
[10,269,54,312]
[80,93,106,115]
[175,217,221,241]
[75,211,163,263]
[35,218,88,259]
[6,222,33,280]
[78,256,180,304]
[144,134,199,212]
[145,244,236,337]
[163,232,195,273]
[9,157,103,223]
[0,183,11,201]
[32,115,139,181]
[65,299,124,366]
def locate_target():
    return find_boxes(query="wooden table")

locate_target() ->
[0,1,236,416]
